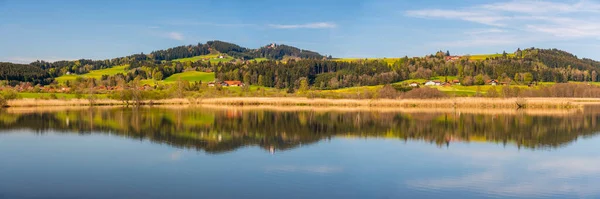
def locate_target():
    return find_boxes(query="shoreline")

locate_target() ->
[3,104,589,116]
[5,97,600,109]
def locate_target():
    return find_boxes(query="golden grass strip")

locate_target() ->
[6,97,596,109]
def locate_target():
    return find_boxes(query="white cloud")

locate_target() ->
[407,148,600,198]
[410,169,600,197]
[406,9,507,26]
[466,28,507,35]
[167,32,184,41]
[269,22,337,29]
[481,0,600,14]
[406,0,600,46]
[433,34,522,47]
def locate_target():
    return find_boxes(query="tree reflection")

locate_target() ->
[1,106,600,153]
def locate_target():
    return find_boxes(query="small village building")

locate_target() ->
[452,79,461,85]
[207,82,216,87]
[487,79,498,86]
[444,56,462,62]
[424,80,442,86]
[222,81,244,87]
[409,82,419,87]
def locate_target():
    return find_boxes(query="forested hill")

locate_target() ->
[26,40,326,77]
[521,48,600,71]
[4,45,600,88]
[0,62,52,85]
[150,40,325,61]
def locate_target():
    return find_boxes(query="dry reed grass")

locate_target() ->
[5,103,584,116]
[6,97,597,109]
[198,97,586,109]
[194,104,583,116]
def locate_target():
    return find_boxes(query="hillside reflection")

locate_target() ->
[1,106,600,153]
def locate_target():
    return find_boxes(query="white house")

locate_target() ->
[424,80,442,86]
[424,80,436,86]
[488,79,498,86]
[409,82,419,87]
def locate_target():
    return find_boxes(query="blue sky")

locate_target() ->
[1,0,600,63]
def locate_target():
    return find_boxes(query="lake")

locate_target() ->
[1,106,600,199]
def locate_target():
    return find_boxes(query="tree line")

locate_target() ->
[2,45,600,89]
[0,62,52,85]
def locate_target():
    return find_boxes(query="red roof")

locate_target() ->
[445,56,462,61]
[224,81,243,86]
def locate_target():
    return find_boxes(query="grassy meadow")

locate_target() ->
[137,71,215,86]
[173,54,234,63]
[333,58,402,65]
[55,65,129,83]
[164,71,215,82]
[334,53,517,65]
[467,53,516,60]
[18,93,109,99]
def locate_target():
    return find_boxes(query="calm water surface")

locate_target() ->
[1,106,600,199]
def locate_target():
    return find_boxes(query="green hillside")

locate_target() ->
[468,53,515,60]
[335,53,516,64]
[164,71,215,82]
[173,54,234,63]
[55,65,129,83]
[333,58,402,65]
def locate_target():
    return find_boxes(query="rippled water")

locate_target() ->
[1,106,600,199]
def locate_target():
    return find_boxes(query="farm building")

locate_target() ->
[445,56,462,61]
[409,82,419,87]
[424,80,442,86]
[222,81,244,87]
[487,79,499,86]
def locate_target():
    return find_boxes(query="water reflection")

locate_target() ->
[1,106,600,152]
[407,144,600,198]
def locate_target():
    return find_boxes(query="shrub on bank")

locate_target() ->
[401,87,447,99]
[521,83,600,98]
[0,95,6,107]
[0,88,19,100]
[378,85,400,99]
